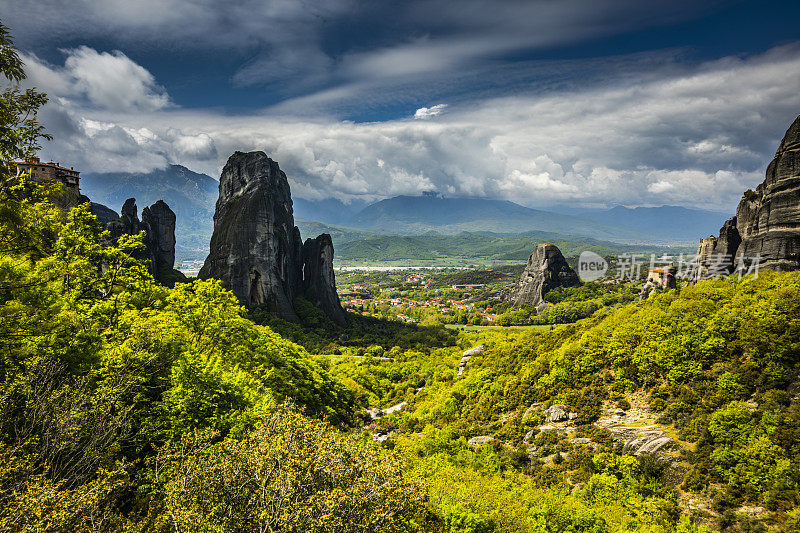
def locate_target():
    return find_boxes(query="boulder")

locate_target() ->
[467,436,494,448]
[503,243,580,310]
[606,425,682,460]
[458,345,485,376]
[543,404,569,422]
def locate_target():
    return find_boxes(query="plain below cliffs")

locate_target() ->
[198,151,346,327]
[698,114,800,277]
[502,243,580,310]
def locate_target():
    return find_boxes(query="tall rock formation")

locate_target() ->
[503,243,580,310]
[697,114,800,277]
[106,198,186,286]
[142,200,178,279]
[696,216,741,279]
[301,234,347,326]
[199,151,347,326]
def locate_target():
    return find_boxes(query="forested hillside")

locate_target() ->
[2,20,799,533]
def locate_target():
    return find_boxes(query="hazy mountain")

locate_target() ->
[346,195,643,240]
[80,164,717,263]
[80,165,218,257]
[551,205,728,241]
[293,198,369,226]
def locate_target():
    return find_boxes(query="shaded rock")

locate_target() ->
[301,234,347,326]
[199,152,302,321]
[199,151,346,325]
[503,243,580,310]
[105,198,185,286]
[699,115,800,274]
[735,115,800,272]
[90,203,119,226]
[468,436,494,448]
[458,344,485,377]
[142,200,177,279]
[78,195,120,226]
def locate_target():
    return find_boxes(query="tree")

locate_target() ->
[152,405,436,533]
[0,21,51,177]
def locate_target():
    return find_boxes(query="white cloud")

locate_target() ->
[414,104,448,119]
[23,47,170,111]
[64,47,170,111]
[22,42,800,212]
[648,180,675,194]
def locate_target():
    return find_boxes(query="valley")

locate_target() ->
[3,10,800,533]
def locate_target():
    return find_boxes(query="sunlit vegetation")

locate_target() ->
[2,20,799,532]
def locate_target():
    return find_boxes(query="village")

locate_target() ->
[337,271,506,325]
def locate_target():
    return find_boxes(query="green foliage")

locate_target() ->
[152,405,434,532]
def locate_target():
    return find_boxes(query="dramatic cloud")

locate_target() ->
[23,47,169,111]
[4,0,728,100]
[20,39,800,211]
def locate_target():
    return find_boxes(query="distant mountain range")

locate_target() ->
[80,164,725,260]
[80,165,218,255]
[550,205,729,241]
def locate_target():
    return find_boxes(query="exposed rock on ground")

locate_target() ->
[542,404,577,422]
[199,151,346,325]
[468,436,494,448]
[502,243,580,310]
[458,345,485,376]
[698,114,800,275]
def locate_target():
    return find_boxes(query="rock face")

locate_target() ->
[142,200,177,278]
[698,115,800,276]
[199,151,346,326]
[696,217,741,280]
[301,234,347,326]
[105,198,185,286]
[503,243,580,310]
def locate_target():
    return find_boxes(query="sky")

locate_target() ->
[3,0,800,211]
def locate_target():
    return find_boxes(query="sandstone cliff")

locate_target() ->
[503,243,580,310]
[199,151,346,326]
[697,115,800,277]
